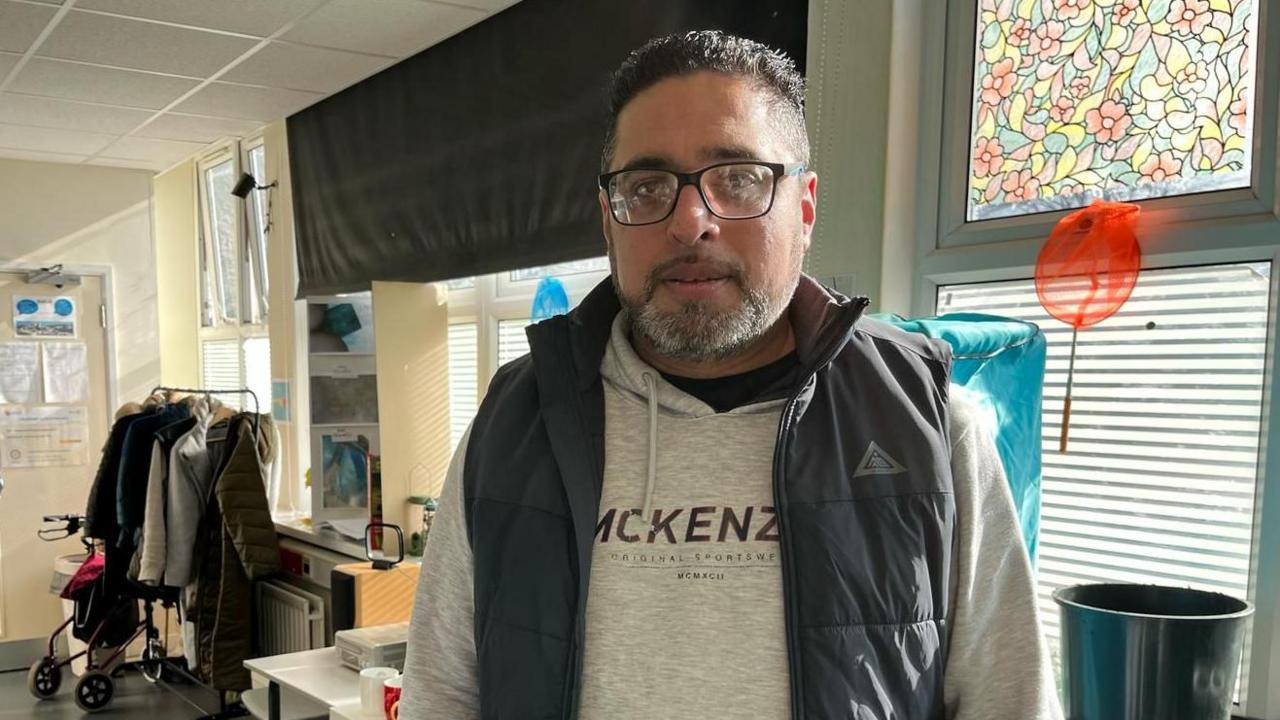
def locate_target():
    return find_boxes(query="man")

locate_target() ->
[401,31,1061,719]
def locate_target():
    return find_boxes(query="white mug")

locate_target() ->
[360,667,399,715]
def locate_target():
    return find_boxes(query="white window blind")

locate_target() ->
[243,336,272,417]
[201,338,242,409]
[936,262,1269,652]
[448,323,478,451]
[497,318,532,367]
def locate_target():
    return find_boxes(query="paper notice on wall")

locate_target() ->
[0,343,39,404]
[13,296,76,338]
[0,406,89,468]
[271,380,290,423]
[41,342,88,404]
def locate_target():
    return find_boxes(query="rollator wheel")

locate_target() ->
[74,670,114,713]
[27,657,62,699]
[140,637,165,683]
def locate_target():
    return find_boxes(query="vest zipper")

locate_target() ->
[773,295,870,720]
[563,628,581,719]
[773,393,805,720]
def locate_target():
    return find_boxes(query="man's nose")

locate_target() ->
[667,184,720,247]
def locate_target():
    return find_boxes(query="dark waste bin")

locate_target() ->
[1053,583,1253,720]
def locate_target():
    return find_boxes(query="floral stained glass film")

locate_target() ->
[967,0,1257,221]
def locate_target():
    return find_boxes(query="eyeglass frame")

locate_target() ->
[597,160,807,226]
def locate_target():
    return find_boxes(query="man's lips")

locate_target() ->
[659,263,733,283]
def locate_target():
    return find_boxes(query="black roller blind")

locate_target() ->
[287,0,807,296]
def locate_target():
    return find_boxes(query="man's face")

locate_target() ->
[600,71,817,363]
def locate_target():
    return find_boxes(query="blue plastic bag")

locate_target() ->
[531,277,570,321]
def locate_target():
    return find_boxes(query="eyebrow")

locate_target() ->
[616,145,765,172]
[702,145,761,163]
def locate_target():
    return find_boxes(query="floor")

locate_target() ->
[0,663,225,719]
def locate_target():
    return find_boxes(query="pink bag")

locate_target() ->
[59,552,105,600]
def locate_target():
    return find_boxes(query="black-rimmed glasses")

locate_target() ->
[598,161,806,226]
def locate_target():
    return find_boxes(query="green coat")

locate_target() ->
[190,415,280,691]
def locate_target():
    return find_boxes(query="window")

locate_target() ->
[496,318,533,367]
[244,143,269,324]
[443,258,609,445]
[200,155,239,324]
[919,1,1280,708]
[200,339,241,399]
[447,323,478,451]
[508,256,611,283]
[200,336,271,413]
[967,0,1258,221]
[937,262,1268,664]
[242,336,272,416]
[197,141,272,410]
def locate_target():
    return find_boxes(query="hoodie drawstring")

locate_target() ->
[641,372,659,535]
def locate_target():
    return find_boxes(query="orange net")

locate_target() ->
[1034,200,1141,329]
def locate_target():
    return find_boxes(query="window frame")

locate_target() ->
[495,257,611,299]
[242,137,270,326]
[912,2,1280,713]
[197,146,242,327]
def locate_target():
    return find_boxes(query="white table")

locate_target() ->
[245,647,381,720]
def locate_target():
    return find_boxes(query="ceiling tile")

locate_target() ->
[134,112,262,143]
[73,0,325,38]
[220,42,390,94]
[0,121,116,155]
[86,156,162,171]
[282,0,485,57]
[9,58,199,109]
[36,11,258,77]
[0,93,153,134]
[0,147,88,165]
[0,51,20,79]
[172,81,322,122]
[101,135,206,164]
[0,1,57,54]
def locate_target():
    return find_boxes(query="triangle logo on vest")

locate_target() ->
[853,441,907,478]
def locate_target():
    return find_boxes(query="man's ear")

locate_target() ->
[599,190,615,248]
[799,171,818,253]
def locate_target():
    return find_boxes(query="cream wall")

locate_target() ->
[0,157,159,403]
[373,281,452,533]
[152,160,200,388]
[803,0,894,310]
[804,0,918,316]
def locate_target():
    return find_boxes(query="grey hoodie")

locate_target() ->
[400,313,1062,719]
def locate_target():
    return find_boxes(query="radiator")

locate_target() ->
[254,580,326,655]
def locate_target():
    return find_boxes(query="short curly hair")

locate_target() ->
[601,30,808,172]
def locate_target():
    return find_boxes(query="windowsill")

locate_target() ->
[274,516,367,560]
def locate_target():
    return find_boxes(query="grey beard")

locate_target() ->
[626,279,795,363]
